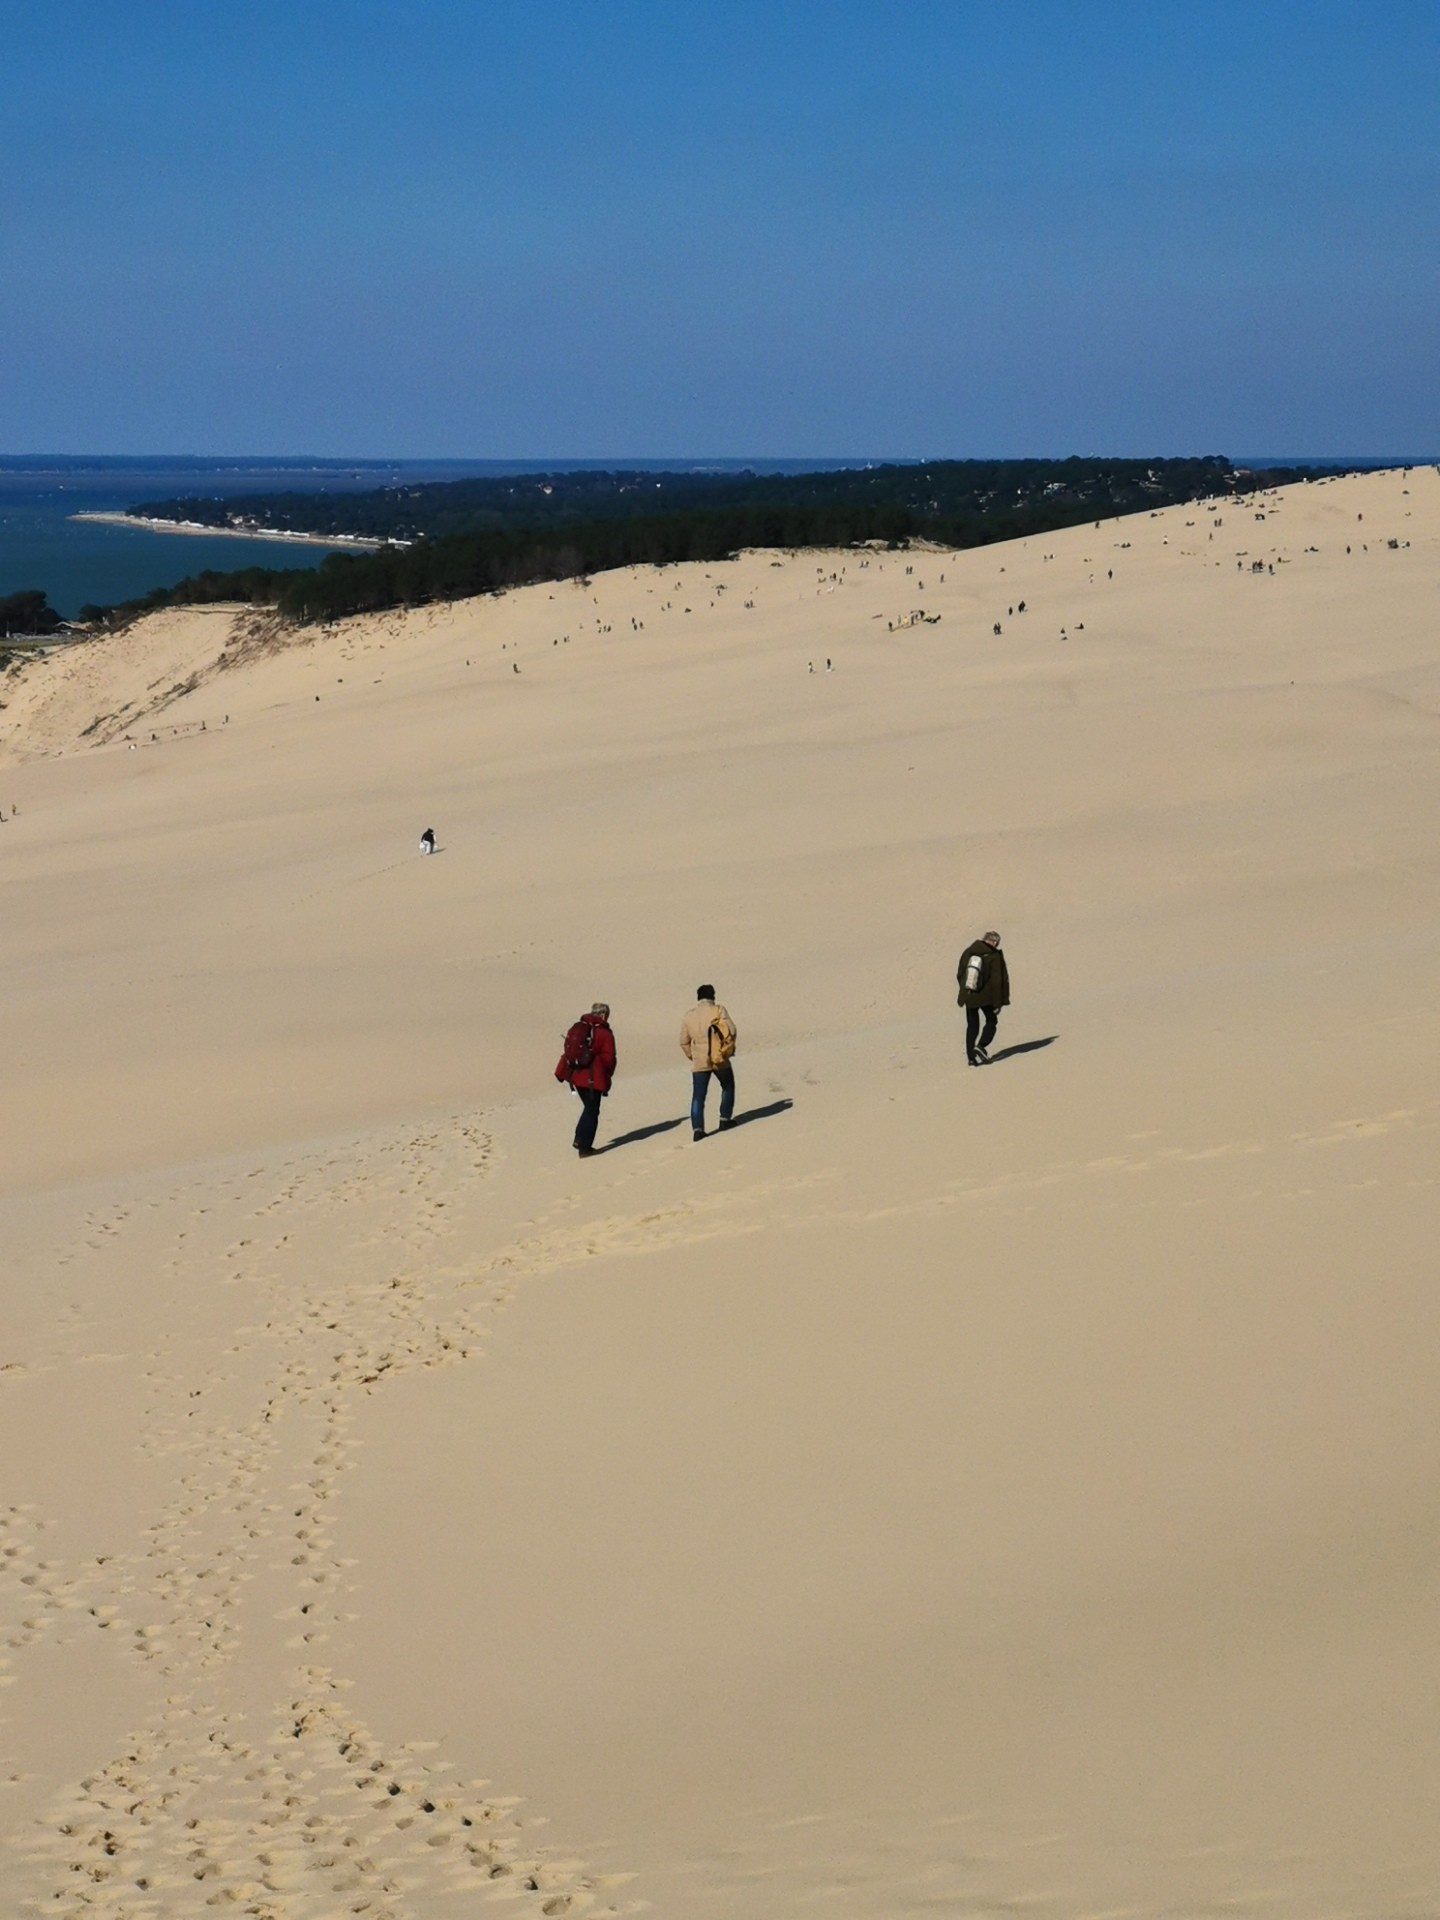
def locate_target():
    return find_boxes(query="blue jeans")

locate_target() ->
[691,1066,735,1133]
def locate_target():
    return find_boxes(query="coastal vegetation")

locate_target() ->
[1,589,62,660]
[79,457,1333,629]
[130,456,1305,541]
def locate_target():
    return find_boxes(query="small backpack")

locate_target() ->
[562,1019,595,1075]
[707,1016,736,1067]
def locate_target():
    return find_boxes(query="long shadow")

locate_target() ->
[723,1097,794,1129]
[986,1035,1058,1064]
[604,1116,687,1151]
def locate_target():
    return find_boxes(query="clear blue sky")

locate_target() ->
[3,0,1436,457]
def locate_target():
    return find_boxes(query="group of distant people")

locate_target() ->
[415,824,1011,1153]
[550,935,1011,1157]
[556,986,738,1156]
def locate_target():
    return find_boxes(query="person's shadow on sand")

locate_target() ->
[604,1116,687,1151]
[722,1097,793,1128]
[986,1035,1057,1064]
[603,1098,794,1152]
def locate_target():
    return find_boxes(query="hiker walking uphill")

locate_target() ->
[555,1003,617,1157]
[957,931,1009,1066]
[680,985,737,1140]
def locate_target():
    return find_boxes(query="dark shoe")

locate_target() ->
[576,1145,598,1157]
[719,1118,735,1131]
[974,1047,990,1064]
[693,1128,705,1142]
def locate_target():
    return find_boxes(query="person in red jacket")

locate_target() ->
[555,1002,617,1156]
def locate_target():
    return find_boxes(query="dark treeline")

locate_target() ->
[0,590,62,672]
[1,589,62,636]
[131,455,1304,543]
[81,457,1337,629]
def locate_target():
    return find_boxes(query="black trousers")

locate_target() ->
[965,1005,1000,1060]
[573,1086,604,1149]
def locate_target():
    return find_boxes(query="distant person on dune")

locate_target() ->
[419,827,436,855]
[957,931,1009,1066]
[556,1002,617,1157]
[680,985,737,1140]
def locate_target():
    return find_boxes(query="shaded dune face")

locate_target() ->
[2,468,1438,1916]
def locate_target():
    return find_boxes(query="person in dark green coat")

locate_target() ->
[956,930,1009,1065]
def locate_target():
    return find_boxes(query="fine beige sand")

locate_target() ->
[2,467,1437,1917]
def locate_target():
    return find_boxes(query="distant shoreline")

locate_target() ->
[71,511,393,551]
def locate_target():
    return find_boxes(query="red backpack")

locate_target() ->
[561,1019,595,1077]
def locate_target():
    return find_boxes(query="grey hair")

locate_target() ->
[591,1001,610,1016]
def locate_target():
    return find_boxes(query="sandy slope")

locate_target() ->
[1,467,1437,1917]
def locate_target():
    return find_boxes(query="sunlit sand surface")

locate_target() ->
[2,468,1437,1916]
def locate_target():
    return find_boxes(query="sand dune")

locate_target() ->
[2,467,1438,1916]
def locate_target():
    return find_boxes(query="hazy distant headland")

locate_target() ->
[60,455,1355,632]
[14,453,1422,639]
[71,510,388,551]
[121,456,1319,543]
[0,456,541,626]
[0,455,888,624]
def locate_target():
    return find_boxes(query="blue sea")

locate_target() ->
[0,456,879,620]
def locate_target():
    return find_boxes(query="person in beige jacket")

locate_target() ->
[680,984,737,1141]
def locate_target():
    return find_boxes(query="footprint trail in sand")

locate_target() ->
[1,1117,630,1919]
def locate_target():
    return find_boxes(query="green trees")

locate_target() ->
[0,590,61,636]
[72,456,1335,631]
[128,457,1262,546]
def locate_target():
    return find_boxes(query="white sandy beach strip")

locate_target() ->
[71,509,388,548]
